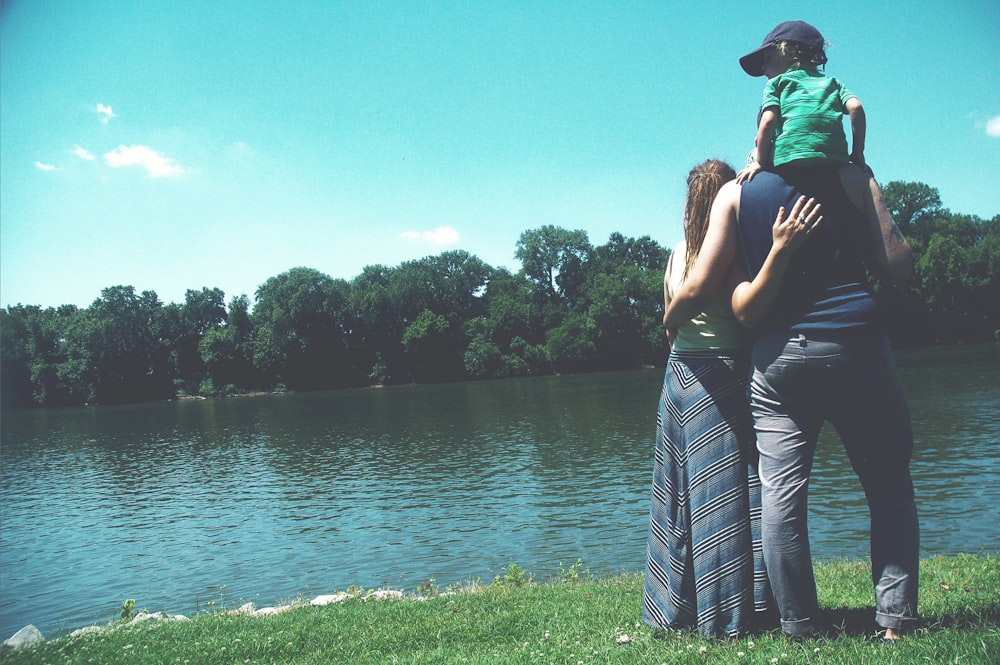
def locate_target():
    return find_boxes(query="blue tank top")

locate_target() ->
[737,167,880,336]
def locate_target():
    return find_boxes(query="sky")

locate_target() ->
[2,0,998,309]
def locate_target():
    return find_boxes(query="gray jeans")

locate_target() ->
[750,332,919,636]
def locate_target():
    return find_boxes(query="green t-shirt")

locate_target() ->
[762,67,856,167]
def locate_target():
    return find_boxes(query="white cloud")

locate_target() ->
[400,225,460,245]
[73,145,96,161]
[986,115,1000,138]
[34,161,58,171]
[104,145,186,178]
[96,103,116,124]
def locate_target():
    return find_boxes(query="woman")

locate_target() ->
[664,161,917,641]
[643,159,819,637]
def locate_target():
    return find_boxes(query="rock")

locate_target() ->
[2,624,44,649]
[130,611,170,624]
[69,625,104,638]
[231,602,256,616]
[311,593,351,606]
[367,590,403,601]
[130,611,187,624]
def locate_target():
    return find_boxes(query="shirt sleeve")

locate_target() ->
[835,78,857,110]
[761,77,781,112]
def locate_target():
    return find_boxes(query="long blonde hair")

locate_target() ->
[683,159,736,279]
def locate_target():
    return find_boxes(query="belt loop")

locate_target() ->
[797,333,807,348]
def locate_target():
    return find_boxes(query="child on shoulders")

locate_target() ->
[736,20,865,183]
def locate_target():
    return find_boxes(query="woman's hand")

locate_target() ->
[731,196,822,328]
[772,196,821,254]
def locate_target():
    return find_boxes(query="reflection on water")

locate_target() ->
[1,344,998,637]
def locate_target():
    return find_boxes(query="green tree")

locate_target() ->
[252,268,354,390]
[583,233,669,369]
[349,264,402,384]
[0,305,82,407]
[545,311,598,374]
[463,268,548,379]
[515,225,592,307]
[882,180,942,241]
[200,294,257,393]
[401,309,462,382]
[85,286,174,404]
[168,288,227,393]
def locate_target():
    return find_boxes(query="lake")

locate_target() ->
[1,343,998,638]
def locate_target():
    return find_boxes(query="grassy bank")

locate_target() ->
[3,554,996,664]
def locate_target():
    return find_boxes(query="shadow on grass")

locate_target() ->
[823,602,1000,637]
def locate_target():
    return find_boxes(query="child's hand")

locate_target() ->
[736,162,762,184]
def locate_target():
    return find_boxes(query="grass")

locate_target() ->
[2,554,997,664]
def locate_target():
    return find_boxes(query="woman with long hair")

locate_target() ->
[643,159,819,637]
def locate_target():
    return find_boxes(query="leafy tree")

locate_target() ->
[84,286,174,404]
[0,306,78,407]
[351,252,492,385]
[463,333,504,379]
[401,309,463,382]
[166,288,227,393]
[462,268,548,379]
[200,294,257,393]
[583,233,669,369]
[349,264,402,384]
[515,226,592,307]
[545,311,598,374]
[878,182,999,345]
[252,268,354,390]
[882,180,942,241]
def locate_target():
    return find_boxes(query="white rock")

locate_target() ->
[231,602,255,616]
[69,625,104,638]
[130,611,171,624]
[311,593,351,606]
[2,625,44,649]
[367,590,404,601]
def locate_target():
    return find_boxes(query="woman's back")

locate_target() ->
[667,243,747,351]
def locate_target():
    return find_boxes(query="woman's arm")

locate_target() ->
[662,249,676,346]
[730,196,821,327]
[662,181,742,330]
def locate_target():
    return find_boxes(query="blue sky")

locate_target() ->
[2,0,998,309]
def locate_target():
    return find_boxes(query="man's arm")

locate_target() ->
[839,164,912,282]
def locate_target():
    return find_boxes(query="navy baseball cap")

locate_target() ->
[739,20,826,76]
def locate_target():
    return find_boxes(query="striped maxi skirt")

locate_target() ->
[642,350,772,638]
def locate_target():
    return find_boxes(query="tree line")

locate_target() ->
[2,180,997,409]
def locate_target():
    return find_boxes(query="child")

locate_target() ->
[736,21,865,183]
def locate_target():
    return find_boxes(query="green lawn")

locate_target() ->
[2,553,997,664]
